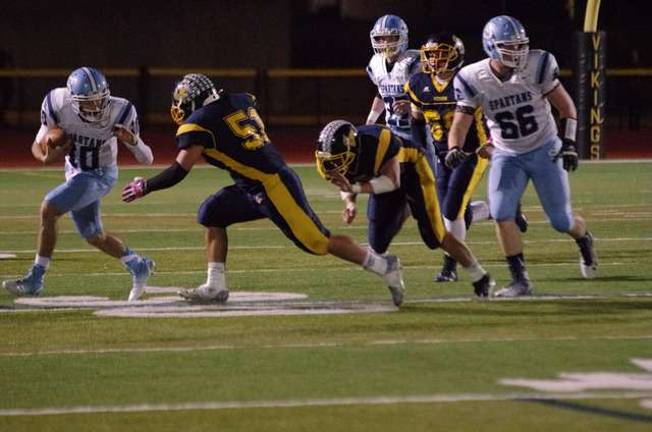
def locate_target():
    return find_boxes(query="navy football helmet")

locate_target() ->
[482,15,529,70]
[370,15,408,60]
[316,120,358,180]
[421,31,465,76]
[170,73,222,125]
[66,67,111,124]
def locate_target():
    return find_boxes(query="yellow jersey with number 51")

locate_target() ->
[175,92,287,184]
[454,50,561,154]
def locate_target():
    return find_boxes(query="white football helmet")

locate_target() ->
[370,15,409,60]
[482,15,529,70]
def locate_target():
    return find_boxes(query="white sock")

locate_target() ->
[120,253,139,265]
[462,260,487,283]
[444,217,467,242]
[34,255,50,269]
[363,249,388,275]
[207,262,226,287]
[471,200,491,222]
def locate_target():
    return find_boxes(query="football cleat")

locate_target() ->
[472,273,495,298]
[178,284,229,304]
[435,254,458,283]
[577,231,598,279]
[435,270,458,282]
[125,256,155,301]
[493,278,533,298]
[2,264,46,297]
[383,255,405,307]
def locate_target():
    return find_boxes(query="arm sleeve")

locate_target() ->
[126,136,154,165]
[120,105,154,164]
[145,161,189,193]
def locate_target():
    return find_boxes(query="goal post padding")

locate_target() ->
[574,31,606,159]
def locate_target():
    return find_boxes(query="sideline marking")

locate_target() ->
[0,391,650,417]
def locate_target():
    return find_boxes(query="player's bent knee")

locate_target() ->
[40,201,63,221]
[197,204,224,227]
[549,215,573,233]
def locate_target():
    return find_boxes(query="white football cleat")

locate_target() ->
[577,232,598,279]
[493,279,533,298]
[178,284,229,304]
[383,255,405,307]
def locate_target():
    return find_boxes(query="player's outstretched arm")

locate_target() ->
[121,145,203,202]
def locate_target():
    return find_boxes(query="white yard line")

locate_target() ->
[0,260,638,280]
[0,391,650,417]
[2,217,652,235]
[1,334,650,358]
[1,236,651,255]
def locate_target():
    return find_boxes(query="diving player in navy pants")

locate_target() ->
[122,74,406,306]
[316,120,494,298]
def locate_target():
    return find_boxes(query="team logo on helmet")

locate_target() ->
[170,73,221,125]
[315,120,358,180]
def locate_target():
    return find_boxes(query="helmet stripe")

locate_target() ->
[504,16,524,40]
[81,67,98,92]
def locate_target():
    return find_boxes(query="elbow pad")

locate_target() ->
[369,175,397,194]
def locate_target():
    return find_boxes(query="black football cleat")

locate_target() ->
[472,273,495,298]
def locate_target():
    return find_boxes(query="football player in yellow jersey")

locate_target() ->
[121,74,405,306]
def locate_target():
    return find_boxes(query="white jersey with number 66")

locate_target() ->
[453,49,561,154]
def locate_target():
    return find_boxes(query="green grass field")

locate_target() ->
[0,161,651,431]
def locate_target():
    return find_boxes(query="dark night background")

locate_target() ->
[0,0,649,159]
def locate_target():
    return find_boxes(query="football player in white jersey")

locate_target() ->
[366,15,420,143]
[2,67,155,301]
[446,16,598,297]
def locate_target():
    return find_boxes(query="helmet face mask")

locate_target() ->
[421,33,465,76]
[170,73,221,125]
[370,15,408,61]
[315,120,358,181]
[482,15,529,71]
[67,67,111,124]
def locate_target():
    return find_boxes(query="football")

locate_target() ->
[40,127,69,151]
